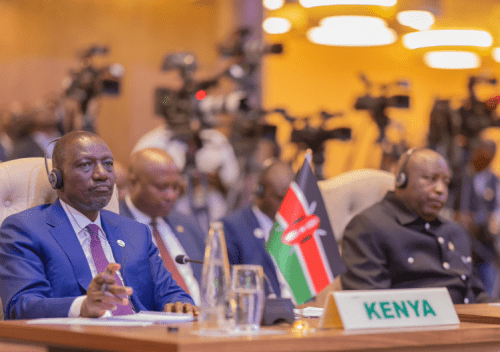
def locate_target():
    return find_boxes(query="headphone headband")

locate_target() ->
[44,138,63,189]
[395,148,418,189]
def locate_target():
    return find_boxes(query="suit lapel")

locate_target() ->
[100,211,124,270]
[248,209,280,292]
[47,199,93,292]
[164,214,204,283]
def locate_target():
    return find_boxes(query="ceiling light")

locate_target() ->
[492,47,500,62]
[403,30,493,49]
[263,0,284,10]
[263,17,292,34]
[307,16,397,46]
[423,51,480,69]
[396,10,434,30]
[299,0,396,7]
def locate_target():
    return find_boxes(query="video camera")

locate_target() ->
[155,28,283,139]
[155,52,250,137]
[218,27,283,90]
[354,74,410,143]
[64,45,124,110]
[272,108,351,179]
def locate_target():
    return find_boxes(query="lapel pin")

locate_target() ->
[176,225,184,233]
[117,240,125,247]
[254,228,264,239]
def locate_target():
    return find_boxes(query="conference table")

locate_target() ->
[2,305,500,352]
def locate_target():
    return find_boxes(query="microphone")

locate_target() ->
[175,255,277,298]
[175,254,203,265]
[175,254,294,325]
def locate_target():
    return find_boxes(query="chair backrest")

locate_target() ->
[318,168,395,243]
[0,157,120,320]
[300,169,395,307]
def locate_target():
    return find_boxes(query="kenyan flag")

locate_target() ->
[265,156,345,305]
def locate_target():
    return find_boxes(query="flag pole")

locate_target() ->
[304,149,315,178]
[293,149,313,334]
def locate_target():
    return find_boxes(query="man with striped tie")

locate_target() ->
[0,131,197,319]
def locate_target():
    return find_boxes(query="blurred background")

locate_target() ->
[4,0,500,295]
[2,0,500,176]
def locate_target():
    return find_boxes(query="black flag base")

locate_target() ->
[261,298,295,326]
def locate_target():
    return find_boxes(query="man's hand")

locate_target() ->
[164,302,199,316]
[80,263,133,318]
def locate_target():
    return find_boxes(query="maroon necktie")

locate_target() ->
[87,224,134,316]
[150,220,190,294]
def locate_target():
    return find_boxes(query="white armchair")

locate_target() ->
[319,168,395,243]
[0,157,119,320]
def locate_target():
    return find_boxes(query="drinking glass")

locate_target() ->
[231,264,265,332]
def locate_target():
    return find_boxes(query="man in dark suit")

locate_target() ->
[221,160,294,298]
[0,131,196,319]
[119,148,205,305]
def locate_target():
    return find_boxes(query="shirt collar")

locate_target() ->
[384,191,442,226]
[125,194,154,224]
[251,205,274,241]
[59,198,103,233]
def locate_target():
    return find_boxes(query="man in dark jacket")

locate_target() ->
[341,148,490,304]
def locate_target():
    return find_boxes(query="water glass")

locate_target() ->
[231,265,265,332]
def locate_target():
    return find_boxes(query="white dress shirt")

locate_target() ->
[60,199,123,317]
[251,206,294,301]
[125,196,201,305]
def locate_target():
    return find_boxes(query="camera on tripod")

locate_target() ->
[154,52,250,136]
[272,108,351,179]
[354,74,410,143]
[154,26,284,137]
[219,27,283,89]
[64,45,124,105]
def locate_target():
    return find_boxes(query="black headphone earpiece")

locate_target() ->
[49,168,63,190]
[395,148,417,189]
[44,138,63,190]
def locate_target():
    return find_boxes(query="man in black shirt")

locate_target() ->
[341,148,490,304]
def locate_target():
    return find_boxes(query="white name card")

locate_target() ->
[320,287,459,330]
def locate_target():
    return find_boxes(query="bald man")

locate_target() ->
[222,160,295,299]
[0,132,195,319]
[119,148,205,305]
[341,148,490,304]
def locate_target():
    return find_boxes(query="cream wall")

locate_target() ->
[0,0,235,165]
[262,0,500,178]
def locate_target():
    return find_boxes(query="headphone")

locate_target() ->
[395,148,419,189]
[44,138,63,190]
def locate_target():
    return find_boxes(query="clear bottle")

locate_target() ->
[198,221,234,333]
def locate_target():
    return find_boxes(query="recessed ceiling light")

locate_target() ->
[299,0,396,7]
[423,51,481,69]
[396,10,435,31]
[263,17,292,34]
[492,47,500,62]
[307,16,397,46]
[403,30,493,49]
[263,0,285,10]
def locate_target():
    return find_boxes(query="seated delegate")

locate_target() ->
[340,148,490,304]
[0,131,197,319]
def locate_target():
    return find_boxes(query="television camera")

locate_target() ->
[272,108,351,179]
[354,73,410,143]
[63,45,124,132]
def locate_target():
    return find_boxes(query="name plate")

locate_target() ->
[320,287,459,330]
